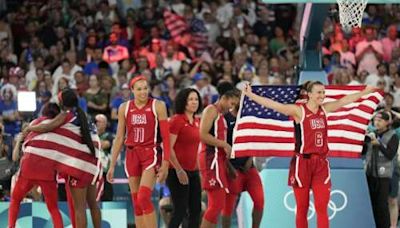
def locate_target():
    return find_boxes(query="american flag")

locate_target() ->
[189,18,209,51]
[23,117,102,185]
[163,10,188,41]
[163,9,208,51]
[232,85,383,158]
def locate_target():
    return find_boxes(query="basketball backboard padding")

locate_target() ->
[298,71,328,85]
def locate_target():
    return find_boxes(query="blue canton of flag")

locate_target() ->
[241,86,301,120]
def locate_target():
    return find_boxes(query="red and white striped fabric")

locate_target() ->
[191,32,208,51]
[95,174,104,201]
[163,10,188,41]
[23,120,102,185]
[232,85,384,158]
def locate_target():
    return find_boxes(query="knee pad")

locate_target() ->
[131,193,143,216]
[137,186,154,214]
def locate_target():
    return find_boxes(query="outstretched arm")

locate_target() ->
[242,83,302,121]
[25,112,67,133]
[323,86,376,113]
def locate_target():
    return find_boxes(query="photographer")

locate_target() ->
[364,111,399,228]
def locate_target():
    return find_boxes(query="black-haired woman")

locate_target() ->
[199,82,240,228]
[167,88,202,228]
[9,103,63,228]
[23,89,101,228]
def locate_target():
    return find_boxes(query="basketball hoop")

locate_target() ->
[337,0,368,32]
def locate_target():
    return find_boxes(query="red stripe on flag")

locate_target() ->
[237,122,294,131]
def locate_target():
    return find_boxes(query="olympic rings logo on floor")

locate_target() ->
[283,189,348,220]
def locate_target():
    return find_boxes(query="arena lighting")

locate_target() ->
[17,91,37,112]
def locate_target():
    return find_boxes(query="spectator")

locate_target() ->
[236,64,257,90]
[84,75,108,120]
[253,5,275,40]
[381,25,400,62]
[365,63,392,92]
[74,71,89,97]
[102,33,129,70]
[340,39,356,69]
[356,27,383,75]
[124,15,144,51]
[95,1,117,33]
[362,5,383,30]
[95,114,114,201]
[152,54,168,81]
[0,85,19,136]
[52,59,76,88]
[110,83,131,132]
[269,26,287,55]
[163,43,182,76]
[253,62,269,86]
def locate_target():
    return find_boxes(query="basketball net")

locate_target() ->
[337,0,368,32]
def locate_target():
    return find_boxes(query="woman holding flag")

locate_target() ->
[242,81,376,228]
[23,88,101,228]
[106,75,170,228]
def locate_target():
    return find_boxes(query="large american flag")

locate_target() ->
[23,117,102,185]
[232,85,383,158]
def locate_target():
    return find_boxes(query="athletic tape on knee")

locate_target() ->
[137,186,154,214]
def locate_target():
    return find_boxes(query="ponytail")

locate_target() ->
[76,107,96,155]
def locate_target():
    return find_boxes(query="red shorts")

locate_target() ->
[227,167,262,194]
[125,147,161,177]
[288,154,331,188]
[58,173,100,189]
[199,150,228,192]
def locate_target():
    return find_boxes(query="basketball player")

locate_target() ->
[243,81,375,228]
[106,75,170,228]
[8,103,63,228]
[23,89,101,228]
[222,97,264,228]
[199,82,240,228]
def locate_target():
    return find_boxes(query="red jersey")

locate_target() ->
[199,105,227,167]
[294,103,329,155]
[125,98,158,149]
[169,114,200,171]
[199,105,229,191]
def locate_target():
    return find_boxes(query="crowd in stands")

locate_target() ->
[0,0,400,219]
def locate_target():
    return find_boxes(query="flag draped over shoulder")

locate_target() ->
[23,119,102,185]
[232,85,384,158]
